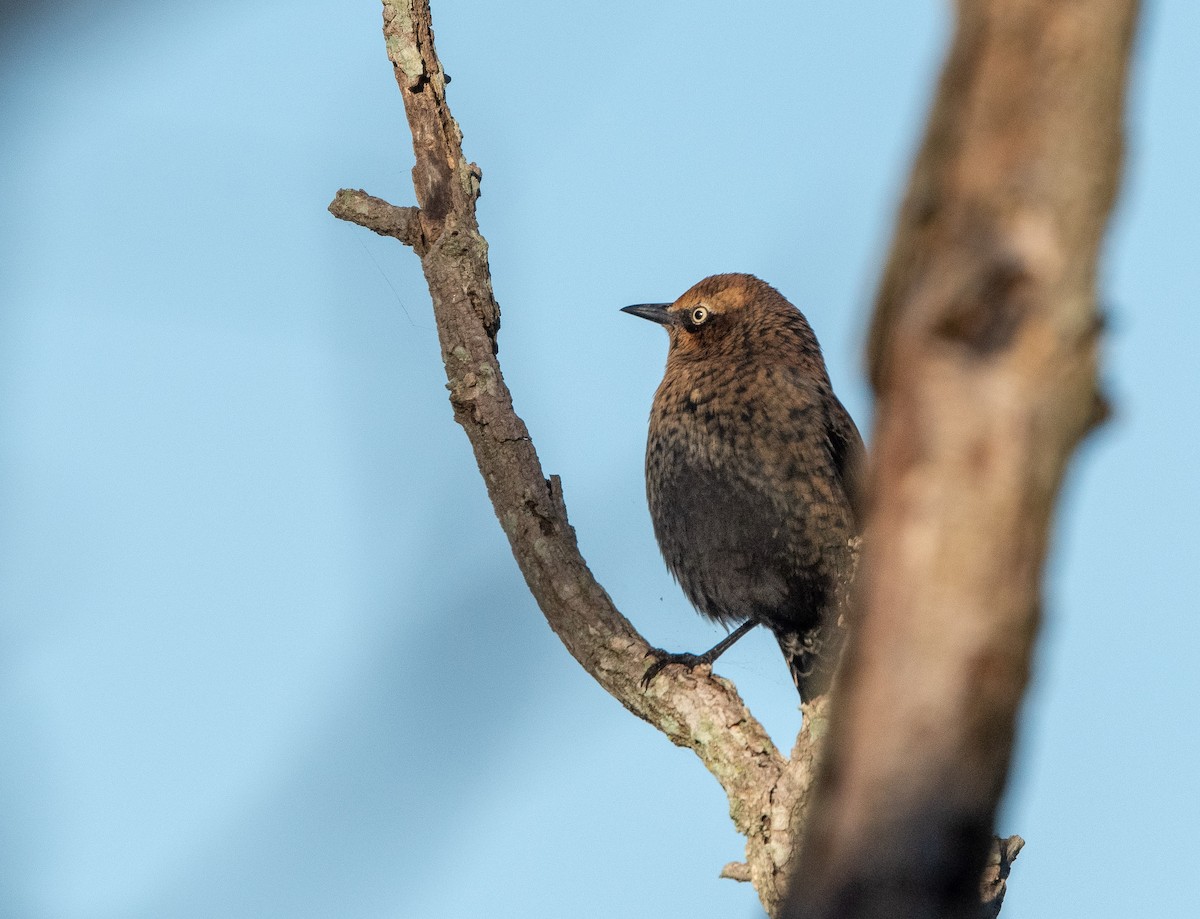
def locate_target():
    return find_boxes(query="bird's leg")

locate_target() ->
[641,620,759,688]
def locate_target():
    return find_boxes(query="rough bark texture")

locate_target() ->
[329,2,832,913]
[786,2,1138,918]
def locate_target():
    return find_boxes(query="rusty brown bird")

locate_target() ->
[623,273,863,699]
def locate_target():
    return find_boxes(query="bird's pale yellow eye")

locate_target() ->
[690,306,709,326]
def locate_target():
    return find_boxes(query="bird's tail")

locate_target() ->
[775,626,845,700]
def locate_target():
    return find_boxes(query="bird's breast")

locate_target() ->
[643,367,855,627]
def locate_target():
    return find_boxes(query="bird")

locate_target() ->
[622,273,864,699]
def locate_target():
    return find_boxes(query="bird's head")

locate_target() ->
[621,273,820,364]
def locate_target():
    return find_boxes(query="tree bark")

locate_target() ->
[786,2,1138,917]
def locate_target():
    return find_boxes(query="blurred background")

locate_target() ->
[2,1,1196,917]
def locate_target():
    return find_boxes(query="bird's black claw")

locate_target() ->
[641,649,711,689]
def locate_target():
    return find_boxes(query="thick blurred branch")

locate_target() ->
[787,2,1138,917]
[329,2,831,912]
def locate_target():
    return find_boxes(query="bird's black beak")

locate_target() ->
[621,303,675,326]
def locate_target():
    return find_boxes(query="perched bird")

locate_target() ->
[623,273,864,699]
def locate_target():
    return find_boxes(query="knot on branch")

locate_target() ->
[933,252,1032,357]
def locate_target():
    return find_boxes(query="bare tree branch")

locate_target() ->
[329,188,423,250]
[329,2,832,910]
[788,1,1139,917]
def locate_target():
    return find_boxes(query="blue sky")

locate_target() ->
[1,2,1196,917]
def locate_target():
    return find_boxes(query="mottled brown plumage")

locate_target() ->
[623,273,863,698]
